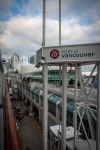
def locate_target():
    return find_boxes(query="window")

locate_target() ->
[35,95,39,104]
[48,101,56,117]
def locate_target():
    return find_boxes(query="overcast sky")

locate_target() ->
[0,0,100,59]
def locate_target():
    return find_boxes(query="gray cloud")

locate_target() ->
[0,0,100,58]
[0,0,10,14]
[0,15,100,58]
[0,0,100,24]
[62,0,100,24]
[23,0,100,24]
[0,0,15,16]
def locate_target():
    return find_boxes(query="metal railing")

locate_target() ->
[6,84,22,150]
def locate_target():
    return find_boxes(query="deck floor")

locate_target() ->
[12,100,43,150]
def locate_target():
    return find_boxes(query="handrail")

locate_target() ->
[6,86,22,150]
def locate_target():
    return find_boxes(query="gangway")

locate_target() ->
[36,43,100,150]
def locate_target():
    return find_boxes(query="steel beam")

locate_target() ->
[96,63,100,150]
[61,63,67,150]
[74,64,78,149]
[43,63,48,150]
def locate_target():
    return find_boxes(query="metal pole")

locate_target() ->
[74,63,78,149]
[43,63,48,150]
[59,0,62,106]
[96,63,100,150]
[43,0,46,47]
[42,1,47,149]
[59,0,61,45]
[61,63,67,150]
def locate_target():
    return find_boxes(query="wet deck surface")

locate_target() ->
[12,100,43,150]
[17,116,43,150]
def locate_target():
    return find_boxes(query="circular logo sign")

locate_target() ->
[50,49,59,59]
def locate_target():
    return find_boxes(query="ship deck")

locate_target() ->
[12,99,43,150]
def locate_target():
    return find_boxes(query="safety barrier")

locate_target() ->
[6,87,21,150]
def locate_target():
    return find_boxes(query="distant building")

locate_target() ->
[29,55,36,64]
[1,58,6,74]
[1,58,13,75]
[11,53,20,71]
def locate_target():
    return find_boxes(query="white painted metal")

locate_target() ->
[77,64,96,101]
[43,63,48,150]
[86,108,94,139]
[58,66,62,150]
[77,107,85,134]
[90,110,97,121]
[96,63,100,150]
[77,67,95,144]
[74,64,78,149]
[77,103,96,112]
[59,0,61,45]
[36,43,100,64]
[42,0,46,47]
[39,95,41,122]
[77,67,86,101]
[36,42,100,150]
[78,66,94,139]
[61,63,67,150]
[42,1,47,149]
[77,109,92,150]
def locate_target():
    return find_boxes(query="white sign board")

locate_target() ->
[37,43,100,64]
